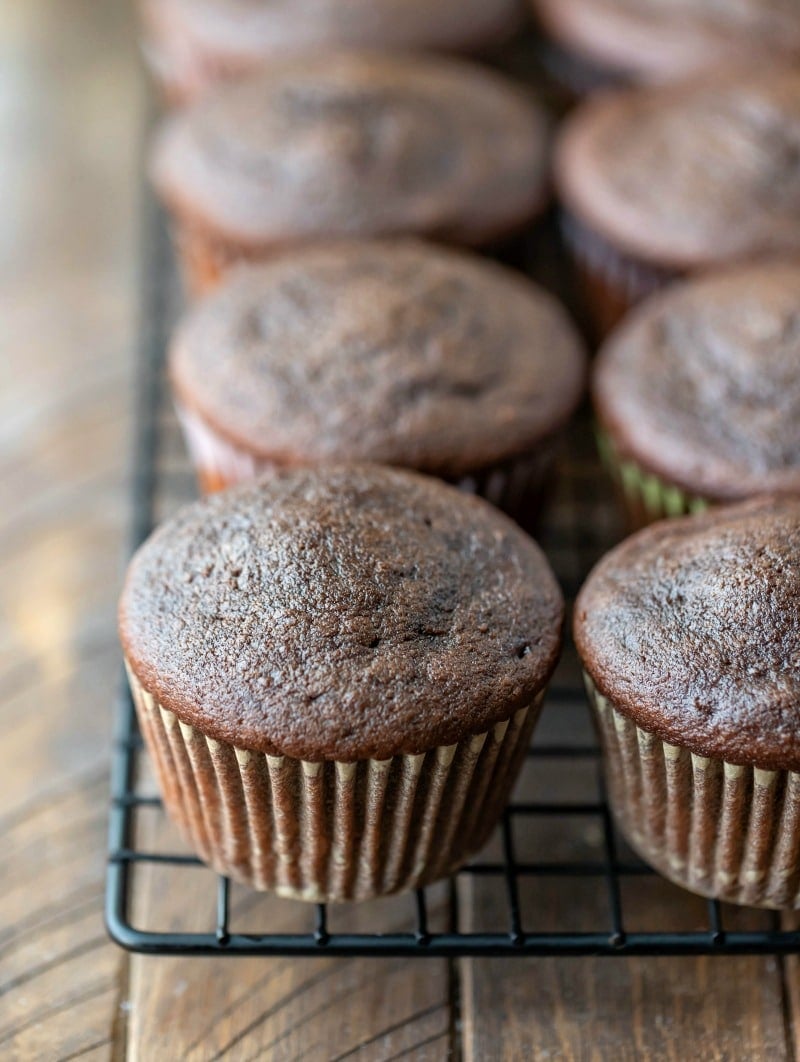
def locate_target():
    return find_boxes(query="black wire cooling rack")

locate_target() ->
[105,184,800,958]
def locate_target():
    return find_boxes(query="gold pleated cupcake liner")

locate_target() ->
[127,662,544,902]
[586,674,800,909]
[595,428,709,528]
[176,401,558,526]
[560,212,675,337]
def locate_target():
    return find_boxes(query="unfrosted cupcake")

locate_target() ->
[139,0,524,105]
[594,261,800,528]
[169,239,586,524]
[576,495,800,909]
[555,65,800,335]
[150,52,551,295]
[531,0,800,95]
[119,465,564,901]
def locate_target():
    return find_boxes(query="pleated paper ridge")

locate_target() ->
[176,400,557,522]
[127,663,543,901]
[587,674,800,909]
[455,443,557,524]
[561,212,673,306]
[173,222,263,297]
[596,429,710,529]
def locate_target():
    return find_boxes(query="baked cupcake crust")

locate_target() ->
[555,65,800,271]
[119,465,564,761]
[140,0,523,67]
[170,240,586,478]
[532,0,800,84]
[150,51,550,249]
[575,496,800,771]
[594,261,800,501]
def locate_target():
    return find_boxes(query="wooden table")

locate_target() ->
[2,3,799,1058]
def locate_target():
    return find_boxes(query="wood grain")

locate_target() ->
[0,1,140,1058]
[0,771,123,1062]
[461,882,790,1061]
[459,672,793,1061]
[127,793,452,1060]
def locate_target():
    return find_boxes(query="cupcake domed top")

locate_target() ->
[575,496,800,770]
[594,261,800,501]
[556,65,800,270]
[141,0,522,63]
[119,466,564,761]
[150,51,550,248]
[170,240,586,477]
[533,0,800,84]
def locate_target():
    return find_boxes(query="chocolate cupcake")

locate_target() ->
[531,0,800,96]
[555,65,800,336]
[119,465,564,901]
[594,261,800,528]
[139,0,524,105]
[149,52,551,295]
[575,496,800,909]
[169,239,586,523]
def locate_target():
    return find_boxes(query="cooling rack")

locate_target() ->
[105,181,800,959]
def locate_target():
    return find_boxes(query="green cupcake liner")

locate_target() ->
[596,429,709,527]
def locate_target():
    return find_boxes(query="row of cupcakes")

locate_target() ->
[146,46,800,346]
[130,18,576,904]
[166,246,800,538]
[122,9,800,908]
[140,0,800,104]
[119,476,800,906]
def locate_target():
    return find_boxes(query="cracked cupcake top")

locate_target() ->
[119,465,564,760]
[170,240,586,477]
[150,51,550,248]
[575,495,800,770]
[594,261,800,500]
[556,65,800,269]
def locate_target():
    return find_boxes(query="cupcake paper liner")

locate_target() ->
[173,224,270,298]
[140,25,252,108]
[561,212,675,338]
[177,401,559,527]
[175,403,270,494]
[596,429,709,529]
[538,39,625,101]
[586,674,800,909]
[455,443,557,526]
[127,662,544,902]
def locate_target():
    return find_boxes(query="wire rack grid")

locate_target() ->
[105,188,800,959]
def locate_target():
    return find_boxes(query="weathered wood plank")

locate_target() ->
[126,804,452,1060]
[0,769,124,1062]
[0,2,140,1060]
[462,877,789,1061]
[460,681,791,1061]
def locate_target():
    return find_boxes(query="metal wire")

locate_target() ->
[104,198,800,959]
